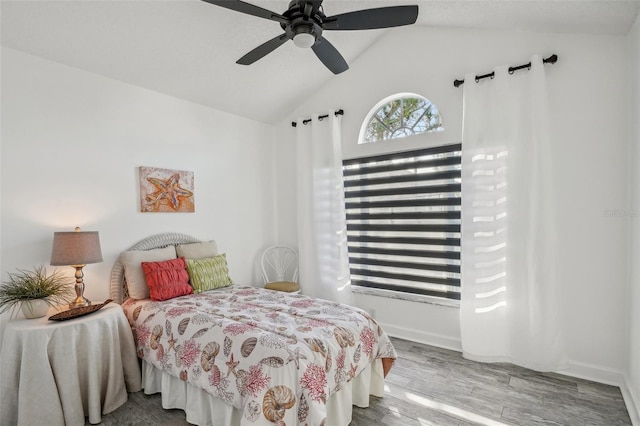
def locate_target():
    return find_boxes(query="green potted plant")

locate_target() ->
[0,265,74,318]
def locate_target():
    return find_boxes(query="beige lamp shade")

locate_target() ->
[51,231,103,266]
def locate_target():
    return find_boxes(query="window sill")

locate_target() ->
[351,286,460,308]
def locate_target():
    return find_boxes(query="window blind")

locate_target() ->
[342,143,461,300]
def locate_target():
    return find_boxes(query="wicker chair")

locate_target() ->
[261,246,300,293]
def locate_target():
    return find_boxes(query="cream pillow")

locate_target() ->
[176,240,218,259]
[121,245,177,299]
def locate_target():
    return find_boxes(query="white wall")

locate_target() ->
[276,26,630,384]
[626,12,640,425]
[1,47,277,306]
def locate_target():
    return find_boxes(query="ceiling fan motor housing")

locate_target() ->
[283,0,325,47]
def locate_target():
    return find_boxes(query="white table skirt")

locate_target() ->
[0,303,142,426]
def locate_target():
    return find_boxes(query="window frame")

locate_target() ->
[358,93,444,144]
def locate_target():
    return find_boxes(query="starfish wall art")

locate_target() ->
[139,166,195,213]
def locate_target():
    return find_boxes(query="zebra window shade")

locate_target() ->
[343,143,462,301]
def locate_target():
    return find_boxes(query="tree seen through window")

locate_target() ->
[362,95,443,143]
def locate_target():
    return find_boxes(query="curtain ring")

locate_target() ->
[318,116,324,121]
[508,68,515,75]
[475,76,480,83]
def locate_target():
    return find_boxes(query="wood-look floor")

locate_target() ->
[93,337,632,426]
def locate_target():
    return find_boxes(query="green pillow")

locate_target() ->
[186,254,233,293]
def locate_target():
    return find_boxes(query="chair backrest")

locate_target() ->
[261,246,298,284]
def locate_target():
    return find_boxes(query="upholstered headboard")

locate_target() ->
[109,233,201,304]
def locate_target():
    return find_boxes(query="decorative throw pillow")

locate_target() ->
[185,254,233,293]
[141,257,193,301]
[176,241,218,259]
[120,245,177,299]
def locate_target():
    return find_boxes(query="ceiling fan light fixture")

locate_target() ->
[292,27,316,48]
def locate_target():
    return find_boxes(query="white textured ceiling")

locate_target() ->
[2,0,639,123]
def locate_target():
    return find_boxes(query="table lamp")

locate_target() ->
[50,227,103,309]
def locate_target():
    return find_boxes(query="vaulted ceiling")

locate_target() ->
[2,0,639,123]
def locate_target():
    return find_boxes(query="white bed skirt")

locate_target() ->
[141,359,385,426]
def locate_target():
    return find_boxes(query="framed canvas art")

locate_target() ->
[139,166,194,213]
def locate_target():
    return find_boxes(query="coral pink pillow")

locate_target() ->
[141,257,192,301]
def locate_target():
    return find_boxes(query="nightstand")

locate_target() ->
[0,303,142,426]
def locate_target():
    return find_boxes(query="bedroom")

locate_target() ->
[0,0,639,425]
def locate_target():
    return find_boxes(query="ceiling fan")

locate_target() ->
[202,0,419,74]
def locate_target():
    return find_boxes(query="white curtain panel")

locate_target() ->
[296,111,353,305]
[460,56,566,371]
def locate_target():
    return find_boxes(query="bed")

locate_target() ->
[110,233,396,426]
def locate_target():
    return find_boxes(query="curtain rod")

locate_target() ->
[291,109,344,127]
[453,54,558,88]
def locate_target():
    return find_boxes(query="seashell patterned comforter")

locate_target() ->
[122,285,397,425]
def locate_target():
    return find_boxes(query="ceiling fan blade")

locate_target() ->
[201,0,288,24]
[311,37,349,75]
[323,5,418,30]
[237,33,290,65]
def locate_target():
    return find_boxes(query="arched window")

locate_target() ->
[359,93,443,144]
